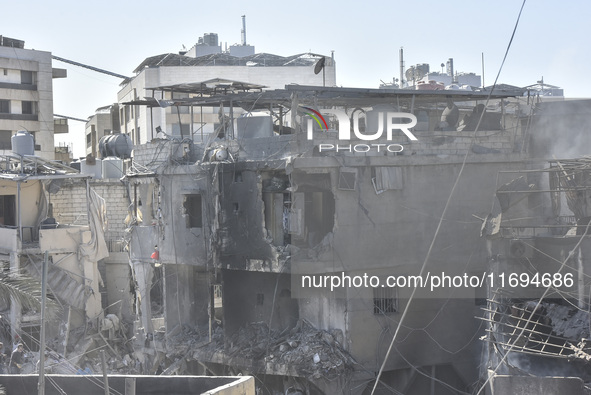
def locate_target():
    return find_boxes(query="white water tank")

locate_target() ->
[102,157,123,178]
[80,158,103,179]
[236,114,273,139]
[11,130,34,156]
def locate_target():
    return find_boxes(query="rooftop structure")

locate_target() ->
[117,52,335,146]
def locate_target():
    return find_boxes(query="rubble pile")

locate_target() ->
[44,317,140,375]
[227,320,355,379]
[543,302,590,341]
[161,324,216,355]
[160,319,355,380]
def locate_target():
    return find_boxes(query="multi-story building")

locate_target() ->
[84,104,120,157]
[117,43,336,146]
[123,85,535,394]
[479,99,591,394]
[0,35,67,160]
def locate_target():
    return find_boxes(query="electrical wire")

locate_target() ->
[370,2,527,393]
[16,328,124,395]
[475,220,590,394]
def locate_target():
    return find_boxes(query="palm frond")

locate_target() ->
[0,271,60,319]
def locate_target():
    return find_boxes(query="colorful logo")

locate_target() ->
[300,106,328,131]
[298,106,418,154]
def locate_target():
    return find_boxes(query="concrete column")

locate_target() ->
[132,261,154,336]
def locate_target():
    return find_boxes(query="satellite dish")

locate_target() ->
[314,57,326,75]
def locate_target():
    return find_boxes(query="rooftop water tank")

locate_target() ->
[11,130,34,156]
[102,157,123,179]
[69,161,81,171]
[98,134,133,159]
[80,158,103,179]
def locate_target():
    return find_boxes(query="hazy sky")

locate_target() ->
[4,0,590,156]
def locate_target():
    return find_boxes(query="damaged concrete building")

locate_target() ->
[0,134,111,360]
[480,100,591,394]
[120,83,545,394]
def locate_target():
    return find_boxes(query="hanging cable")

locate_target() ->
[370,2,527,393]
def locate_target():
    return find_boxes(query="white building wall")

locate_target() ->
[117,61,336,144]
[85,111,115,157]
[0,46,57,159]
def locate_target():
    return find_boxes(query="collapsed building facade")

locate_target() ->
[121,83,543,394]
[480,100,591,394]
[0,141,110,362]
[5,83,587,394]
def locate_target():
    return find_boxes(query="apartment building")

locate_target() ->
[117,33,335,146]
[0,35,67,160]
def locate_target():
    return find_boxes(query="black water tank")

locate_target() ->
[98,134,133,159]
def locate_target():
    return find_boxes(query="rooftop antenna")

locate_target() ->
[241,15,247,46]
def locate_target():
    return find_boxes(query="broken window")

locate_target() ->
[292,191,335,248]
[184,194,202,228]
[372,167,403,194]
[263,174,291,246]
[264,192,292,247]
[373,286,397,314]
[0,195,16,226]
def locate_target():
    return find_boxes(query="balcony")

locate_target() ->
[0,113,38,121]
[0,82,37,91]
[54,118,69,134]
[0,227,18,252]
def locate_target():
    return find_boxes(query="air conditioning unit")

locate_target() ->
[507,239,534,259]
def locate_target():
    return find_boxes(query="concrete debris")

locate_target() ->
[225,320,354,379]
[489,299,591,363]
[569,340,591,362]
[160,320,355,381]
[44,314,140,376]
[543,303,591,341]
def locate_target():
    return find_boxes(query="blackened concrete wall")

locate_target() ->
[163,264,211,330]
[222,270,297,335]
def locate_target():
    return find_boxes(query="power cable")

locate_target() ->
[475,220,590,394]
[370,2,527,393]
